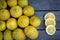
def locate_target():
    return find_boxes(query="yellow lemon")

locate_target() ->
[23,6,34,16]
[7,18,17,30]
[12,28,26,40]
[0,21,6,31]
[18,0,28,8]
[0,9,10,20]
[0,0,7,9]
[45,18,56,26]
[30,16,41,27]
[16,39,24,40]
[4,29,13,40]
[0,32,3,40]
[7,0,17,7]
[44,12,55,20]
[24,26,38,39]
[46,25,56,35]
[18,16,29,28]
[10,6,22,18]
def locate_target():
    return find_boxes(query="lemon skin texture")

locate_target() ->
[10,6,22,18]
[7,18,17,30]
[23,6,34,16]
[30,16,41,27]
[0,21,6,31]
[24,26,38,39]
[0,0,7,9]
[18,0,28,8]
[7,0,17,7]
[18,16,29,28]
[4,29,13,40]
[0,9,10,20]
[0,32,3,40]
[12,28,26,40]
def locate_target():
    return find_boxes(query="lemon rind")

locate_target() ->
[46,25,56,35]
[45,18,56,26]
[44,12,55,20]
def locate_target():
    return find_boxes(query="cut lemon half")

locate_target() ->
[46,25,56,35]
[45,18,56,26]
[44,12,55,20]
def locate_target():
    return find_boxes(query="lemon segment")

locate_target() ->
[44,12,55,20]
[24,26,38,39]
[46,25,56,35]
[45,18,56,26]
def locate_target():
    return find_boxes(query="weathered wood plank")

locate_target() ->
[26,30,60,40]
[34,11,60,29]
[29,0,60,10]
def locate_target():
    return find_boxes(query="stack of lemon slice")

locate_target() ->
[44,12,56,35]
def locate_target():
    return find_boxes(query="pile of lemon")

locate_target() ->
[0,0,41,40]
[44,12,56,35]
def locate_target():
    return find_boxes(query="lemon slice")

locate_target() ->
[45,18,56,26]
[44,12,55,20]
[46,25,56,35]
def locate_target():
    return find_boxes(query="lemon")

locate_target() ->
[18,15,29,28]
[7,18,17,30]
[30,16,41,27]
[0,21,6,31]
[45,18,56,26]
[10,6,22,18]
[4,29,13,40]
[16,39,24,40]
[46,25,56,35]
[12,28,26,40]
[0,32,3,40]
[0,0,7,9]
[24,26,38,39]
[7,0,17,7]
[0,9,10,20]
[44,12,55,20]
[23,6,34,16]
[18,0,28,8]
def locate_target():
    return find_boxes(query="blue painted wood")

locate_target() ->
[26,0,60,40]
[26,30,60,40]
[29,0,60,10]
[34,11,60,29]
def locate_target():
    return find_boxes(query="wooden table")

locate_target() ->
[26,0,60,40]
